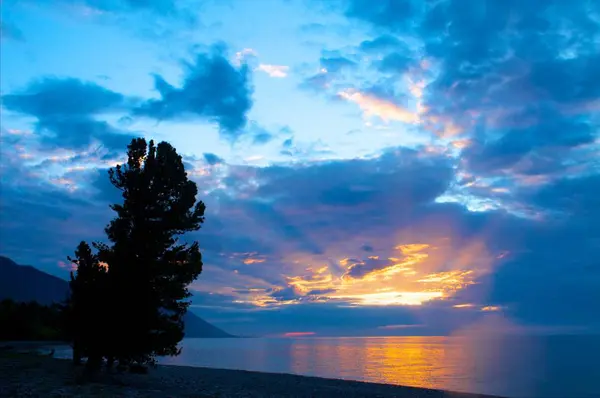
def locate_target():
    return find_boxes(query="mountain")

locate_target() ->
[0,256,233,338]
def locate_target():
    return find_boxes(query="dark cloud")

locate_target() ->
[420,1,599,176]
[359,34,405,53]
[301,51,358,92]
[375,52,413,73]
[253,132,273,145]
[3,0,600,335]
[0,21,25,41]
[245,123,277,145]
[2,78,134,150]
[255,147,452,209]
[198,143,599,330]
[0,146,112,276]
[3,48,257,146]
[2,78,124,117]
[269,286,301,302]
[133,46,253,139]
[344,0,417,32]
[486,178,600,327]
[38,0,201,30]
[203,153,224,166]
[328,0,600,182]
[343,256,398,279]
[89,168,124,204]
[463,107,595,174]
[320,54,357,73]
[2,129,599,333]
[361,244,374,252]
[528,53,600,104]
[282,138,293,148]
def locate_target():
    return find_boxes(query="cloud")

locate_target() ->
[282,331,315,337]
[342,255,402,280]
[235,48,258,65]
[2,0,600,337]
[344,0,418,32]
[42,0,201,30]
[70,0,184,15]
[0,21,25,41]
[2,47,257,145]
[2,78,125,117]
[462,106,595,175]
[312,0,600,216]
[2,77,134,150]
[2,129,599,333]
[359,34,405,53]
[338,89,419,123]
[203,153,224,166]
[133,46,254,139]
[0,133,116,274]
[320,55,356,73]
[256,64,289,78]
[378,324,424,330]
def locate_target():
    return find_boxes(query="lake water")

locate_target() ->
[157,335,600,398]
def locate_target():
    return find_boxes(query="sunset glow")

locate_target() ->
[3,0,598,338]
[283,332,316,337]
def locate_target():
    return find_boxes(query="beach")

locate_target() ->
[0,352,504,398]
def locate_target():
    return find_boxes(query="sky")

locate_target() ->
[1,0,599,337]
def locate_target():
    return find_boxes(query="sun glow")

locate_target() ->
[221,234,498,309]
[331,290,444,306]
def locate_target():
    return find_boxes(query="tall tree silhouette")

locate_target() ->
[67,241,108,369]
[102,138,205,366]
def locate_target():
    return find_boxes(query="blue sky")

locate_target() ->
[1,0,599,337]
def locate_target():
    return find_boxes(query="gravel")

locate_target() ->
[0,352,505,398]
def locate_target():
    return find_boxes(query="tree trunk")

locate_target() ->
[72,342,82,366]
[83,354,102,381]
[106,356,115,372]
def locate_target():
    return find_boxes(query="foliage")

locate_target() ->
[0,298,67,341]
[67,138,205,369]
[65,241,109,367]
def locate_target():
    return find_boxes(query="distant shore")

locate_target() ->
[0,350,505,398]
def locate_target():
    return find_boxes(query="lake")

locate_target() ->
[158,335,600,398]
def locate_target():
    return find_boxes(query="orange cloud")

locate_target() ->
[451,139,471,149]
[58,260,77,272]
[283,332,316,337]
[277,233,498,308]
[223,219,503,310]
[338,89,419,124]
[481,305,502,312]
[243,258,265,264]
[453,303,476,309]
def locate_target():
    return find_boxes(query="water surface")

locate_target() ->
[159,335,600,398]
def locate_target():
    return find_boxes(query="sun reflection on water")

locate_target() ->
[287,335,548,397]
[290,336,459,390]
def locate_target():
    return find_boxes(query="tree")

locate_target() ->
[0,299,66,342]
[101,138,205,366]
[66,241,108,369]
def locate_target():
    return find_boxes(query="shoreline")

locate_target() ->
[0,352,506,398]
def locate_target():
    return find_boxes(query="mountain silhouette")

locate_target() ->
[0,256,233,338]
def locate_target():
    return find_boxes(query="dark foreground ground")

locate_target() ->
[0,351,505,398]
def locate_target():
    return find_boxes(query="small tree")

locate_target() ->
[103,138,205,366]
[67,241,108,370]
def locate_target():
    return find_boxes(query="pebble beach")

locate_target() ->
[0,351,505,398]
